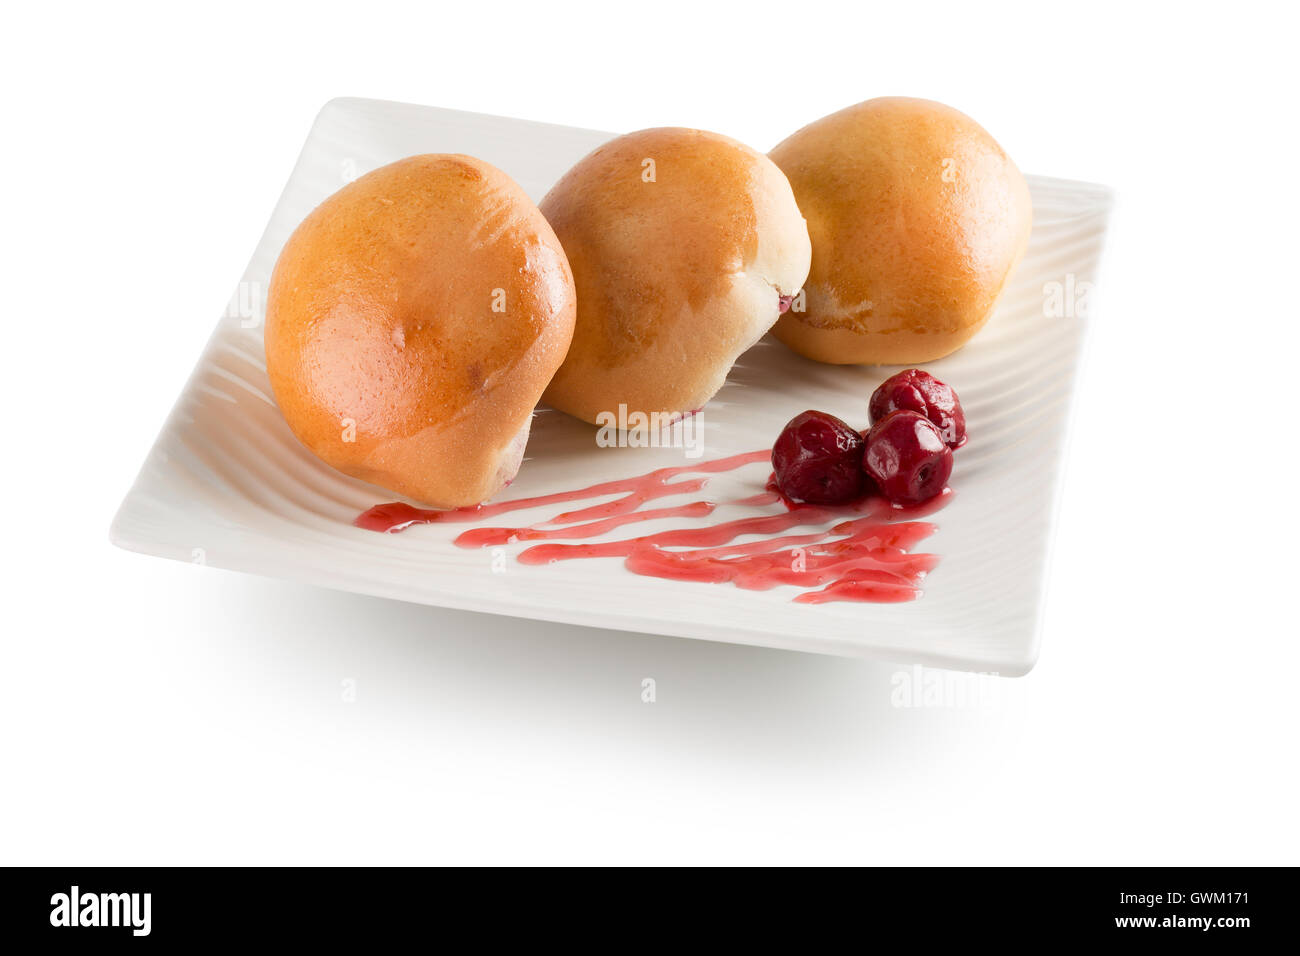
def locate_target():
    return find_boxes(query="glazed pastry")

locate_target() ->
[264,154,576,507]
[539,127,811,424]
[769,97,1032,365]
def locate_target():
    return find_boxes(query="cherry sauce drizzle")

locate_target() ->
[355,449,949,604]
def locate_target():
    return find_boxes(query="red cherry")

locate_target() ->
[869,369,967,449]
[772,410,868,505]
[863,410,953,505]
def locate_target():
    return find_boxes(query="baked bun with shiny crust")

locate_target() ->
[264,154,576,507]
[539,127,811,425]
[769,97,1032,365]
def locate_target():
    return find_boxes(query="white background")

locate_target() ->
[3,1,1297,864]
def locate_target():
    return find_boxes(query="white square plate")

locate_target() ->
[111,97,1112,675]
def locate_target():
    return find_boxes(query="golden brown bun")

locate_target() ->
[264,154,576,507]
[769,97,1033,365]
[539,128,811,425]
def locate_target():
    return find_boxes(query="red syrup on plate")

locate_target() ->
[354,449,949,604]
